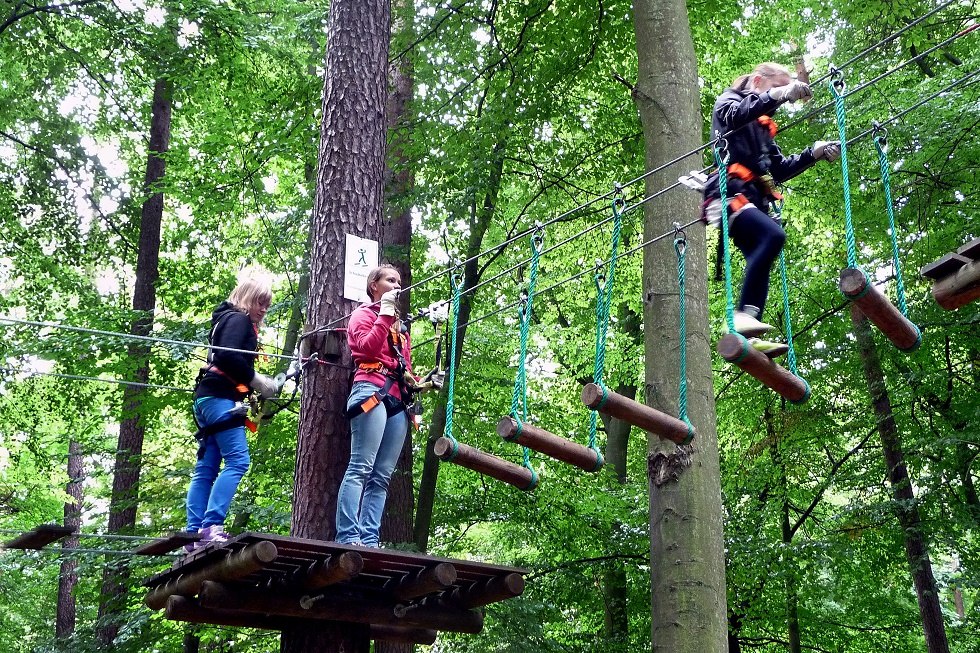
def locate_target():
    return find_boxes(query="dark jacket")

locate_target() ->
[195,301,258,401]
[703,87,817,213]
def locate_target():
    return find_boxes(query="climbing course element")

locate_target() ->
[921,237,980,309]
[434,273,537,490]
[829,73,921,351]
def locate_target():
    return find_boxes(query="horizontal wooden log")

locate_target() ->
[145,540,278,610]
[931,257,980,310]
[134,531,201,556]
[446,573,525,609]
[3,524,74,550]
[434,437,537,491]
[166,596,435,644]
[581,383,694,445]
[199,580,484,634]
[295,551,363,591]
[496,416,603,472]
[386,562,457,601]
[840,268,921,351]
[717,334,810,404]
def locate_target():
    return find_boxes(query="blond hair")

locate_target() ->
[365,264,400,301]
[732,62,791,92]
[227,277,273,323]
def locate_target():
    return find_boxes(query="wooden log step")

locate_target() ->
[145,540,279,610]
[294,551,363,590]
[581,383,694,445]
[198,580,485,634]
[717,334,810,404]
[445,572,525,609]
[386,562,457,601]
[920,253,970,280]
[496,416,603,472]
[840,267,921,351]
[434,437,538,491]
[134,531,201,556]
[165,596,437,644]
[3,524,75,550]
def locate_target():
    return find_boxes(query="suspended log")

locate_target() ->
[922,239,980,310]
[445,573,525,610]
[496,416,603,472]
[145,540,279,610]
[581,383,694,445]
[198,580,484,634]
[717,334,810,404]
[134,531,201,556]
[294,551,363,591]
[434,436,538,491]
[165,596,436,644]
[3,524,74,549]
[386,562,457,601]
[839,267,921,351]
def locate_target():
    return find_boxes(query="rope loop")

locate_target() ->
[713,130,731,165]
[829,65,846,93]
[872,120,888,149]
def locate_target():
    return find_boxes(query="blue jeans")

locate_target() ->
[185,397,251,532]
[335,381,409,547]
[730,206,786,316]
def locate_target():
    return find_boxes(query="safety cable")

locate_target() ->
[0,366,193,393]
[1,546,178,558]
[0,528,164,542]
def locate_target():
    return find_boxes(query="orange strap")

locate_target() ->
[729,194,750,213]
[358,361,392,376]
[208,365,249,394]
[726,164,783,202]
[727,162,755,182]
[757,115,778,137]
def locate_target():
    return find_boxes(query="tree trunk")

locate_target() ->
[772,429,801,653]
[631,1,729,650]
[56,439,83,639]
[282,0,389,650]
[851,307,950,653]
[97,75,172,648]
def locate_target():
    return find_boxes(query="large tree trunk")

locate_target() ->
[631,1,729,650]
[56,439,83,639]
[97,75,171,648]
[851,307,950,653]
[282,0,389,650]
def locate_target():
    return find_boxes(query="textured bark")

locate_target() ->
[56,439,83,639]
[631,1,728,650]
[283,0,390,650]
[851,307,950,653]
[773,435,801,653]
[97,75,171,648]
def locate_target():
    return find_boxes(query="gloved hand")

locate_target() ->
[379,289,400,317]
[813,140,841,163]
[249,372,279,399]
[768,80,812,103]
[428,301,449,324]
[403,369,420,390]
[430,371,446,391]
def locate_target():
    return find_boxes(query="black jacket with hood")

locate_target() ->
[195,301,258,401]
[703,86,817,214]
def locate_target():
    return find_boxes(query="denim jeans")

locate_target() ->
[730,206,786,316]
[335,381,409,547]
[185,397,251,532]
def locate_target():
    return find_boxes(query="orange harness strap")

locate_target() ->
[757,115,778,138]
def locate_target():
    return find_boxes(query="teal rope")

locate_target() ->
[829,74,859,269]
[443,274,463,446]
[674,235,690,425]
[778,249,800,377]
[509,231,543,472]
[714,143,736,333]
[873,133,910,317]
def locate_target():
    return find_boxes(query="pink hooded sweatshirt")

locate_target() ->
[347,303,412,401]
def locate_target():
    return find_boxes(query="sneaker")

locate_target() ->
[748,338,789,358]
[199,524,231,546]
[733,311,775,337]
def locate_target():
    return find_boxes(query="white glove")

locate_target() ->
[428,301,449,324]
[813,140,841,163]
[249,372,279,399]
[379,289,399,317]
[768,80,812,103]
[430,371,446,391]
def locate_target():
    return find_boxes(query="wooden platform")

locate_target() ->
[143,532,527,644]
[921,237,980,310]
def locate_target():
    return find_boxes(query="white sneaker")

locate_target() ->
[733,311,775,337]
[748,338,789,358]
[200,524,231,546]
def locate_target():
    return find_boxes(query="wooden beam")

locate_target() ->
[434,437,537,491]
[920,253,970,280]
[165,596,437,644]
[496,416,603,471]
[445,573,525,609]
[717,334,810,404]
[581,383,694,445]
[840,267,921,351]
[295,551,363,591]
[145,541,278,610]
[3,524,74,549]
[931,257,980,310]
[199,580,483,634]
[386,562,457,601]
[134,531,201,556]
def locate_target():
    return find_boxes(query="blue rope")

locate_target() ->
[829,72,859,269]
[674,234,691,425]
[509,231,543,474]
[714,142,736,333]
[873,130,911,317]
[443,274,463,447]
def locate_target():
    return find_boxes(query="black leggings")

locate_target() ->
[729,206,786,316]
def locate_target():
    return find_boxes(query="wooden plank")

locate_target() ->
[921,253,969,280]
[3,524,74,550]
[134,531,201,556]
[956,237,980,260]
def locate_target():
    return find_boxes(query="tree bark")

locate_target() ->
[631,1,729,650]
[851,307,950,653]
[283,0,390,650]
[56,439,83,639]
[97,75,172,648]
